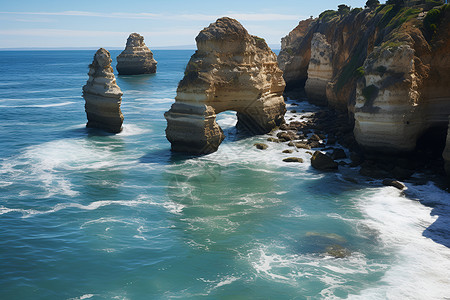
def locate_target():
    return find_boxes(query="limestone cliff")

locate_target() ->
[165,17,286,154]
[305,33,333,104]
[279,3,450,171]
[83,48,124,133]
[116,33,157,75]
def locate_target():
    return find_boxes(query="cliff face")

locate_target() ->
[305,33,333,104]
[116,33,157,75]
[279,4,450,161]
[165,17,285,154]
[83,48,124,133]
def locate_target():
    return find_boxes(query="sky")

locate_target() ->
[0,0,368,49]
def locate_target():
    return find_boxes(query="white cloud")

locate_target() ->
[0,11,302,21]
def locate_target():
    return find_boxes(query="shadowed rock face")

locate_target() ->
[83,48,124,133]
[116,33,157,75]
[279,5,450,175]
[444,116,450,177]
[165,17,286,154]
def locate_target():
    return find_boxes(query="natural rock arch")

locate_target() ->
[164,17,286,154]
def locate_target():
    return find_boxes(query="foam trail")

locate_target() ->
[351,186,450,299]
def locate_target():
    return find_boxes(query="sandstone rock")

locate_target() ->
[293,142,311,150]
[277,131,298,142]
[311,151,338,171]
[282,149,294,154]
[267,137,280,143]
[254,143,268,150]
[305,33,333,105]
[283,157,304,163]
[82,48,123,133]
[382,179,406,190]
[165,17,285,154]
[116,33,157,75]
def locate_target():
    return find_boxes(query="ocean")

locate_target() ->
[0,50,449,299]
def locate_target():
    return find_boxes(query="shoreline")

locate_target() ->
[269,92,449,192]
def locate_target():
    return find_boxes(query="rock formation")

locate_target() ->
[83,48,124,133]
[305,33,333,104]
[279,3,450,175]
[116,33,157,75]
[165,17,286,154]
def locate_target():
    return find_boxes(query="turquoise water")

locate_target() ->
[0,50,449,299]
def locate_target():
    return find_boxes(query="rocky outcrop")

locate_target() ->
[82,48,124,133]
[305,33,333,104]
[165,17,286,154]
[280,3,450,177]
[278,18,316,89]
[116,33,157,75]
[444,116,450,176]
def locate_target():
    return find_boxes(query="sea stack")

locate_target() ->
[116,33,157,75]
[164,17,286,154]
[82,48,124,133]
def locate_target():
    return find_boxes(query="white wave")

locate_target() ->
[0,138,135,198]
[67,294,95,300]
[0,101,75,108]
[117,123,151,136]
[350,186,450,300]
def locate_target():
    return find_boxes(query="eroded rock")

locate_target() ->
[311,151,338,170]
[117,33,157,75]
[83,48,123,133]
[165,17,286,154]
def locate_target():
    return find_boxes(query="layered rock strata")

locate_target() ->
[305,33,333,104]
[165,17,286,154]
[116,33,157,75]
[83,48,124,133]
[279,4,450,175]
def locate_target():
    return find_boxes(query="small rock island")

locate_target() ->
[116,33,157,75]
[164,17,286,154]
[83,48,124,133]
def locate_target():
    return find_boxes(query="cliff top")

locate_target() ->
[196,17,249,43]
[126,33,145,48]
[92,48,112,69]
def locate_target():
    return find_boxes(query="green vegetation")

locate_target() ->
[366,0,380,9]
[424,5,449,39]
[254,37,266,43]
[319,10,339,22]
[355,66,365,78]
[351,7,364,13]
[377,5,421,29]
[338,4,351,17]
[386,0,405,7]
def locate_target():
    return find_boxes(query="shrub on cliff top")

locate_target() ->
[423,5,449,40]
[319,10,339,22]
[366,0,380,9]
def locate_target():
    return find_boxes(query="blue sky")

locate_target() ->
[0,0,368,49]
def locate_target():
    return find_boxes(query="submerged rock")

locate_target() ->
[382,179,406,190]
[116,33,157,75]
[165,17,285,154]
[254,143,268,150]
[82,48,123,133]
[283,157,304,163]
[311,151,338,171]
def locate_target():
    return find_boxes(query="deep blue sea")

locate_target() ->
[0,50,449,299]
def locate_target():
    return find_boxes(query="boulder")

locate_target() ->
[254,143,268,150]
[82,48,123,133]
[382,179,406,190]
[311,151,338,170]
[283,157,304,163]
